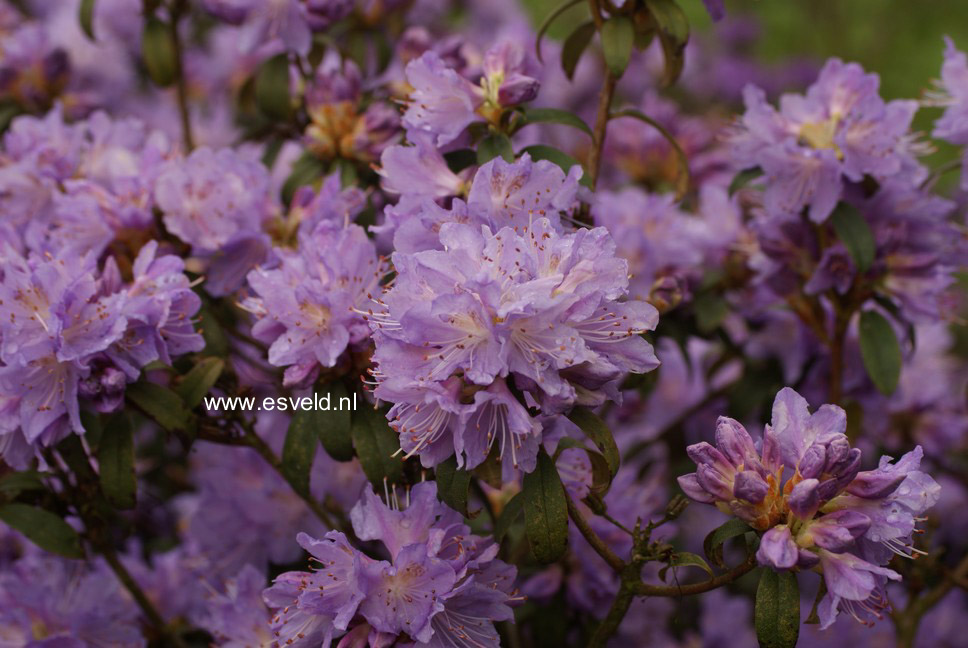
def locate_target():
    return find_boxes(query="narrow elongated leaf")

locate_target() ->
[98,411,136,509]
[830,202,876,273]
[522,450,568,563]
[703,518,752,568]
[125,382,193,435]
[729,167,764,196]
[477,133,514,165]
[256,53,292,121]
[567,408,619,477]
[561,22,596,80]
[0,504,83,558]
[315,382,354,462]
[351,406,403,486]
[495,492,524,542]
[601,16,635,78]
[435,457,473,517]
[282,408,320,496]
[142,17,177,87]
[520,145,590,187]
[659,551,714,582]
[646,0,690,86]
[175,358,224,409]
[0,471,46,496]
[754,569,800,648]
[859,310,902,395]
[79,0,96,40]
[520,108,592,137]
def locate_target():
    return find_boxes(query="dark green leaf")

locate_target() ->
[859,310,902,395]
[0,504,83,558]
[125,381,194,435]
[601,16,635,78]
[754,569,800,648]
[435,457,473,516]
[520,108,592,137]
[566,408,619,477]
[351,405,403,486]
[561,21,596,80]
[830,202,876,273]
[694,292,728,334]
[443,149,477,173]
[0,471,46,497]
[522,449,568,563]
[703,518,751,569]
[282,408,320,496]
[646,0,690,86]
[535,0,584,62]
[520,145,590,187]
[97,411,136,509]
[282,152,326,205]
[79,0,96,40]
[659,551,713,582]
[142,17,177,87]
[495,492,524,542]
[477,133,514,165]
[256,53,292,121]
[175,358,224,410]
[197,306,229,357]
[315,383,355,462]
[729,167,764,196]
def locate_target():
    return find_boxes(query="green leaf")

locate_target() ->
[97,411,137,509]
[830,202,876,273]
[694,292,728,334]
[703,518,752,569]
[79,0,96,41]
[520,108,592,137]
[754,569,800,648]
[175,358,224,410]
[535,0,584,62]
[282,408,320,496]
[315,383,355,462]
[256,53,292,121]
[522,449,568,563]
[659,551,714,582]
[566,408,619,477]
[435,457,473,517]
[520,145,590,187]
[601,16,635,78]
[729,167,764,196]
[0,504,83,558]
[351,405,403,486]
[281,152,326,205]
[477,133,514,165]
[495,492,524,542]
[141,17,177,87]
[197,306,229,357]
[443,148,477,173]
[0,471,47,497]
[646,0,690,86]
[859,310,902,395]
[561,22,596,80]
[125,381,194,435]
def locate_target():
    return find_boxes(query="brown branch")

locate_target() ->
[566,492,625,573]
[628,553,757,597]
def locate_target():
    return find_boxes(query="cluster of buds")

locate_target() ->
[679,388,940,628]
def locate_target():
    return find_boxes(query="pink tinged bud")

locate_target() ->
[733,470,769,504]
[715,417,761,470]
[798,443,827,479]
[686,441,732,473]
[697,464,734,501]
[678,473,717,503]
[757,526,799,570]
[497,73,540,107]
[846,469,908,499]
[788,478,821,519]
[808,510,872,552]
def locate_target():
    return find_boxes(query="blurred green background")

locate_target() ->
[522,0,968,100]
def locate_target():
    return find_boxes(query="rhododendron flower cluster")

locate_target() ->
[0,2,964,647]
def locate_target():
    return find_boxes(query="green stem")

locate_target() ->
[169,0,194,151]
[628,554,757,597]
[565,492,625,573]
[588,578,635,648]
